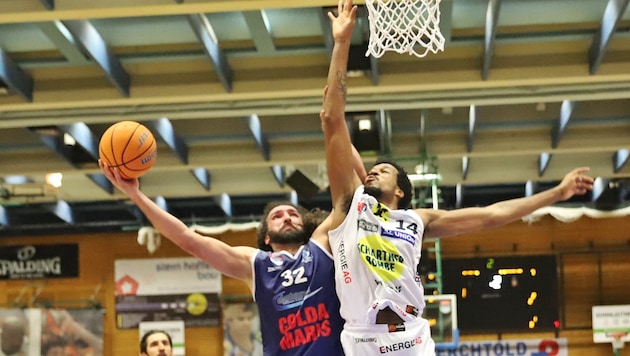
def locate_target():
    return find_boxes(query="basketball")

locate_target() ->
[99,121,157,179]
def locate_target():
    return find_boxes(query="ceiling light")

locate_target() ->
[63,133,76,146]
[46,173,63,188]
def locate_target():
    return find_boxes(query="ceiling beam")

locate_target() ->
[155,196,169,212]
[61,20,130,97]
[246,114,270,161]
[0,47,33,102]
[39,0,54,10]
[51,200,75,224]
[589,0,630,74]
[467,105,476,152]
[462,156,469,180]
[191,168,211,191]
[243,10,276,54]
[482,0,501,80]
[187,13,233,92]
[213,193,232,217]
[36,22,91,65]
[87,173,115,195]
[551,100,576,149]
[146,118,189,164]
[613,149,629,173]
[538,152,552,177]
[29,126,94,167]
[59,122,100,160]
[455,183,463,208]
[377,109,392,157]
[525,180,538,197]
[271,165,285,187]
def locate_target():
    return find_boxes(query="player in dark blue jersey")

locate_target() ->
[100,149,366,355]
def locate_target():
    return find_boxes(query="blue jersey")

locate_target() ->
[253,240,345,356]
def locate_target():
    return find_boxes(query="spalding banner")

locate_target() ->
[0,244,79,280]
[436,338,567,356]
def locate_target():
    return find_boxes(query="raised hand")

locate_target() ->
[328,0,357,42]
[557,167,594,201]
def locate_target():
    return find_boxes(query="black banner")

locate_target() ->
[0,244,79,280]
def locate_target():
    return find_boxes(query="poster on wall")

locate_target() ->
[115,257,222,329]
[0,308,103,355]
[40,308,104,355]
[139,320,186,356]
[222,298,263,356]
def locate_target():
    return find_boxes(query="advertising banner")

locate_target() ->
[115,257,222,329]
[0,244,79,280]
[435,337,568,356]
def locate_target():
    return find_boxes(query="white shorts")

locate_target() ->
[341,318,436,356]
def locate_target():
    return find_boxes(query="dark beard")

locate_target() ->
[364,185,383,200]
[267,228,308,246]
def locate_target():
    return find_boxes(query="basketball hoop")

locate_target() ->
[365,0,445,58]
[607,332,627,350]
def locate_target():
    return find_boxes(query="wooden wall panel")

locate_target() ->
[561,253,600,328]
[601,252,630,305]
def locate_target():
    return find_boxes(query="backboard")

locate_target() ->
[592,304,630,351]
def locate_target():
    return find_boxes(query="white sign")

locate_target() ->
[592,304,630,343]
[436,338,567,356]
[139,320,185,356]
[115,257,222,296]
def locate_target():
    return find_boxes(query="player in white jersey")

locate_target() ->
[321,0,594,354]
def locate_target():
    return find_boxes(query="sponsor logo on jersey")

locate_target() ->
[275,290,308,310]
[358,237,405,282]
[381,227,415,246]
[379,337,423,354]
[278,303,333,351]
[358,219,379,233]
[337,239,352,284]
[355,337,378,344]
[301,249,313,263]
[370,202,390,222]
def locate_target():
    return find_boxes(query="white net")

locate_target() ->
[611,334,626,350]
[365,0,445,58]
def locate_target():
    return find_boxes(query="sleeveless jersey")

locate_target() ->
[252,240,345,356]
[329,186,426,325]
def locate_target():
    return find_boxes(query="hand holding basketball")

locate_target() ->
[99,121,157,179]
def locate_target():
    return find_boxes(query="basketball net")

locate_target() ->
[608,332,627,350]
[365,0,445,58]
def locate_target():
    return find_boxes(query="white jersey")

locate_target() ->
[329,186,426,325]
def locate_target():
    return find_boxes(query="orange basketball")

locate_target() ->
[99,121,157,179]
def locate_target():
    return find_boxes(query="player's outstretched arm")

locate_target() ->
[321,0,361,229]
[99,160,256,283]
[422,167,594,238]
